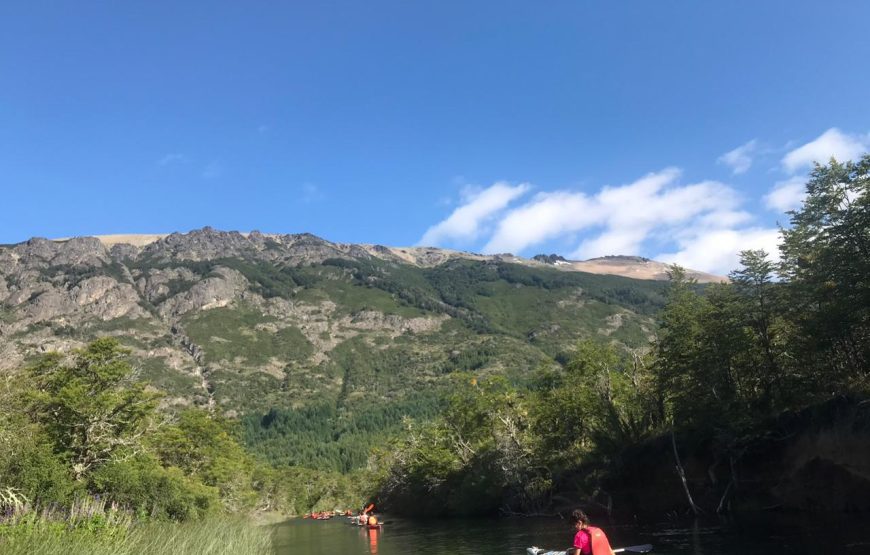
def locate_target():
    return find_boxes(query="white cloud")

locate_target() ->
[657,227,781,276]
[471,167,782,274]
[157,153,185,166]
[482,168,747,264]
[575,177,742,260]
[717,139,758,174]
[696,210,753,229]
[418,126,870,274]
[482,190,598,254]
[573,227,650,260]
[484,169,681,255]
[764,176,806,213]
[782,128,869,173]
[418,182,530,247]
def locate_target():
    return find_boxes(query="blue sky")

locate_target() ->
[1,1,868,273]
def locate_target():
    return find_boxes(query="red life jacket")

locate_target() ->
[588,526,613,555]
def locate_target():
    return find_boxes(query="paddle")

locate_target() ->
[528,544,653,555]
[614,545,654,553]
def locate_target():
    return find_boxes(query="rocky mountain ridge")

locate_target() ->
[36,228,724,282]
[0,227,678,419]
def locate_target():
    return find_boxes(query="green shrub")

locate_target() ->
[90,456,219,521]
[0,439,80,505]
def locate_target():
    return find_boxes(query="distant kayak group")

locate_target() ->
[303,503,384,530]
[301,509,352,520]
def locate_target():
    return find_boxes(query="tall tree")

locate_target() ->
[779,155,870,390]
[26,338,160,479]
[729,249,784,412]
[653,266,713,427]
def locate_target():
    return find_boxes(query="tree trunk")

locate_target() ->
[671,429,702,515]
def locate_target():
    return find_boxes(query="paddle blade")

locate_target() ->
[614,544,653,553]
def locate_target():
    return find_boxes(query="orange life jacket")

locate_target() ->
[368,515,378,526]
[588,526,613,555]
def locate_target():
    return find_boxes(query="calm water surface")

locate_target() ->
[272,514,870,555]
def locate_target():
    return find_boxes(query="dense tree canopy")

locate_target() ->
[377,156,870,515]
[25,338,161,479]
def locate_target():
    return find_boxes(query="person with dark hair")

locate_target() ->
[569,509,615,555]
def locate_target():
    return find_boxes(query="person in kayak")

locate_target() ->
[359,502,375,525]
[570,509,614,555]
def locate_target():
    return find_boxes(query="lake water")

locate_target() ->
[272,514,870,554]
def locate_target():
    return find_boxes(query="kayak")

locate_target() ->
[528,544,652,554]
[348,518,386,529]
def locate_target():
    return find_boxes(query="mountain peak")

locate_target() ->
[586,255,651,264]
[32,228,725,283]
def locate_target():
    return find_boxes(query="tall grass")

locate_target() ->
[0,488,272,555]
[1,518,273,555]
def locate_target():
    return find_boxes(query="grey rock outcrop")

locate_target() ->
[157,266,249,319]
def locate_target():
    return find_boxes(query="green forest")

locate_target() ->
[372,156,870,516]
[1,157,868,549]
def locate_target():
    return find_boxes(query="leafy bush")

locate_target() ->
[90,457,219,521]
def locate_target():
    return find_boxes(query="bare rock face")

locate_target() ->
[50,237,109,268]
[129,227,366,266]
[274,233,359,264]
[11,236,108,270]
[158,266,249,318]
[136,267,200,303]
[12,237,60,266]
[4,275,51,307]
[71,277,145,320]
[145,227,255,262]
[19,277,145,324]
[109,243,140,261]
[346,310,446,336]
[72,276,122,306]
[23,288,75,321]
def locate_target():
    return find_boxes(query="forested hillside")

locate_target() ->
[0,227,671,474]
[374,156,870,517]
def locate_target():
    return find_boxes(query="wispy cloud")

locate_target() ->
[764,176,806,213]
[717,139,758,175]
[157,153,185,166]
[481,168,744,265]
[482,189,598,254]
[657,227,781,275]
[574,174,741,260]
[418,182,530,247]
[782,128,869,173]
[421,169,776,274]
[416,127,868,275]
[201,162,223,180]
